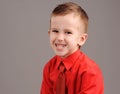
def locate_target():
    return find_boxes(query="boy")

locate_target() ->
[40,2,104,94]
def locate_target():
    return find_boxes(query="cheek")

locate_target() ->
[75,35,81,43]
[66,37,78,44]
[49,34,56,43]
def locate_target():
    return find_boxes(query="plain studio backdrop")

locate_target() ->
[0,0,120,94]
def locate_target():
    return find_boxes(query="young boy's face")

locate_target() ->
[49,13,87,58]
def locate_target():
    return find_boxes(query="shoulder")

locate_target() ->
[77,51,102,75]
[76,52,104,92]
[43,55,57,73]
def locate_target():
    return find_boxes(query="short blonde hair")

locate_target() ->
[51,2,89,33]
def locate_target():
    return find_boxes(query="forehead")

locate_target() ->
[50,13,85,31]
[51,13,83,25]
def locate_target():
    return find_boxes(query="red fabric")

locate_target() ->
[40,50,104,94]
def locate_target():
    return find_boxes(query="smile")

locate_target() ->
[55,43,66,50]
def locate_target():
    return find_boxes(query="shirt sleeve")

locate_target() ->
[40,63,54,94]
[79,68,104,94]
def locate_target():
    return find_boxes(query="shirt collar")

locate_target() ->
[56,50,81,71]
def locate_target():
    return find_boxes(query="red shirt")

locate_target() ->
[40,50,104,94]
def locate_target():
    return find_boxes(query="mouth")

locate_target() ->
[55,43,66,50]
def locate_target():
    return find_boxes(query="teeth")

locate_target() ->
[57,44,64,46]
[55,43,66,49]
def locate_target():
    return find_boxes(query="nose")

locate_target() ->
[57,33,64,41]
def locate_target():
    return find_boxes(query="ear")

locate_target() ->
[78,33,88,46]
[48,30,50,35]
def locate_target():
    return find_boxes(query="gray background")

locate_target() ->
[0,0,120,94]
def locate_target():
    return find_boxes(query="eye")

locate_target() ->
[52,30,59,33]
[65,31,72,34]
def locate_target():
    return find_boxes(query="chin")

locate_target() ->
[55,52,66,57]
